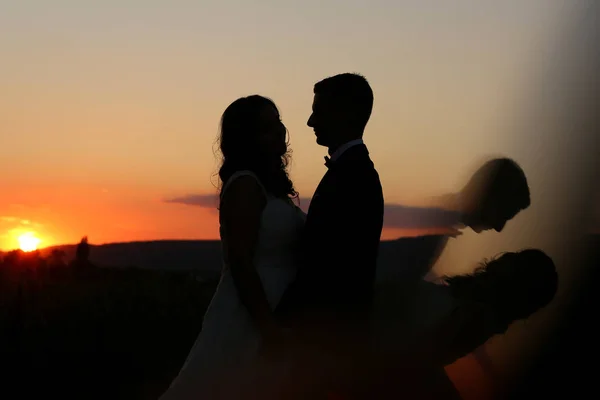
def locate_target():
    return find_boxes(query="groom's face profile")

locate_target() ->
[469,200,522,233]
[307,94,342,148]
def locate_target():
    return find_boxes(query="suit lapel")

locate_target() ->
[307,144,370,216]
[307,168,332,216]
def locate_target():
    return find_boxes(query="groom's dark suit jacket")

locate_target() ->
[276,143,384,339]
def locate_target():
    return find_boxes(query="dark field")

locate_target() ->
[2,235,599,399]
[0,250,218,399]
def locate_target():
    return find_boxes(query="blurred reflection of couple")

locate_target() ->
[159,73,558,399]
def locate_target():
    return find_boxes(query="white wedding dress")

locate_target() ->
[160,170,306,400]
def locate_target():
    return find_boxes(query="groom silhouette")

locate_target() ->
[276,73,384,397]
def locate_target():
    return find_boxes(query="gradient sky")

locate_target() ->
[2,0,599,391]
[0,0,574,250]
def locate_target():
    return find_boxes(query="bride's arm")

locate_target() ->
[220,176,280,341]
[437,304,504,366]
[410,302,498,367]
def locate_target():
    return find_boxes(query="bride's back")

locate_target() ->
[219,170,304,271]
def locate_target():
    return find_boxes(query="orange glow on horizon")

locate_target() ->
[445,354,497,400]
[0,185,221,251]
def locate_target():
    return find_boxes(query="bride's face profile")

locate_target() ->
[258,105,288,157]
[475,250,557,325]
[218,95,298,199]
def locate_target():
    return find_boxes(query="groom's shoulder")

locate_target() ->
[338,147,378,173]
[338,159,380,185]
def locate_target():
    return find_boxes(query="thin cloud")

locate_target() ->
[165,193,460,230]
[165,194,218,208]
[0,216,43,228]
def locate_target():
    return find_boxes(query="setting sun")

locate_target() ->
[18,232,41,252]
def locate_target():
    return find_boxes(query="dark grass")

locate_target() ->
[0,256,218,399]
[507,235,600,398]
[2,235,599,399]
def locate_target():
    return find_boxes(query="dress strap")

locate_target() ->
[221,170,268,199]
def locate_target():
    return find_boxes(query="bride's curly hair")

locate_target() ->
[213,95,298,202]
[443,249,557,322]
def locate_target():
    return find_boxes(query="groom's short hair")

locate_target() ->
[465,157,531,214]
[314,73,374,130]
[483,158,530,210]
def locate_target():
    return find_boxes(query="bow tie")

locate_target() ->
[324,156,331,168]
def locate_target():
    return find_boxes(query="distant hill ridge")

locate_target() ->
[36,239,411,272]
[41,240,224,271]
[3,235,599,275]
[1,239,420,273]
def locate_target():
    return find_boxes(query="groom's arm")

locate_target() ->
[406,302,499,367]
[383,204,463,230]
[385,234,453,282]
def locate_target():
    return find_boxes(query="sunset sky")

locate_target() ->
[1,0,598,393]
[0,0,583,250]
